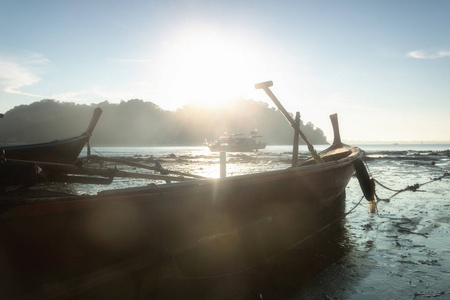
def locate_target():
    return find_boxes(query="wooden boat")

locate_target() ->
[0,83,374,299]
[0,107,102,164]
[206,131,267,152]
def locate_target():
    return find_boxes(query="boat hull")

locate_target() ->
[0,147,362,298]
[2,135,89,164]
[1,107,101,165]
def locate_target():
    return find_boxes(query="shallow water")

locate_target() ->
[42,144,450,299]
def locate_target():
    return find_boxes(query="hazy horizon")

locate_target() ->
[2,97,450,145]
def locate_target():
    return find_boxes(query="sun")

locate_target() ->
[156,27,265,109]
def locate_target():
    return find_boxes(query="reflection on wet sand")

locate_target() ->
[135,194,353,299]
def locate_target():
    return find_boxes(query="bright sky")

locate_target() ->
[1,0,449,142]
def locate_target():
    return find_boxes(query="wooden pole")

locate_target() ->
[220,152,226,178]
[292,112,300,167]
[87,140,91,156]
[255,81,324,164]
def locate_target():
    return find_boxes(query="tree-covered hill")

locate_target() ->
[0,99,328,146]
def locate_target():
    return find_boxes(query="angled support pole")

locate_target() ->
[255,81,324,164]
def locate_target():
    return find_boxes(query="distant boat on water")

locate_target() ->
[205,130,267,152]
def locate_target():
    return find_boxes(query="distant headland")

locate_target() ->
[0,99,328,146]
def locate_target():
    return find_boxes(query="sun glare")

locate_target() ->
[156,28,265,109]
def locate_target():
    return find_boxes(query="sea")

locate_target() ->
[70,144,450,299]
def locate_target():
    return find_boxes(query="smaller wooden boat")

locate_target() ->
[206,131,267,152]
[1,108,102,164]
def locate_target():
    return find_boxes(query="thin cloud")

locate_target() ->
[407,50,450,59]
[50,88,111,104]
[50,90,91,102]
[50,85,152,105]
[0,54,47,97]
[109,58,153,63]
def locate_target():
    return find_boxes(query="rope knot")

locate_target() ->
[406,183,420,192]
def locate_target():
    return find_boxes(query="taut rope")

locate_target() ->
[373,171,449,203]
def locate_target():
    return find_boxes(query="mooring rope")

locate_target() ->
[373,171,449,203]
[91,146,105,157]
[362,159,450,220]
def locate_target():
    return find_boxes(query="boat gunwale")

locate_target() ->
[0,144,364,219]
[1,134,89,151]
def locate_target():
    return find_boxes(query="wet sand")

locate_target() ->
[294,151,450,299]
